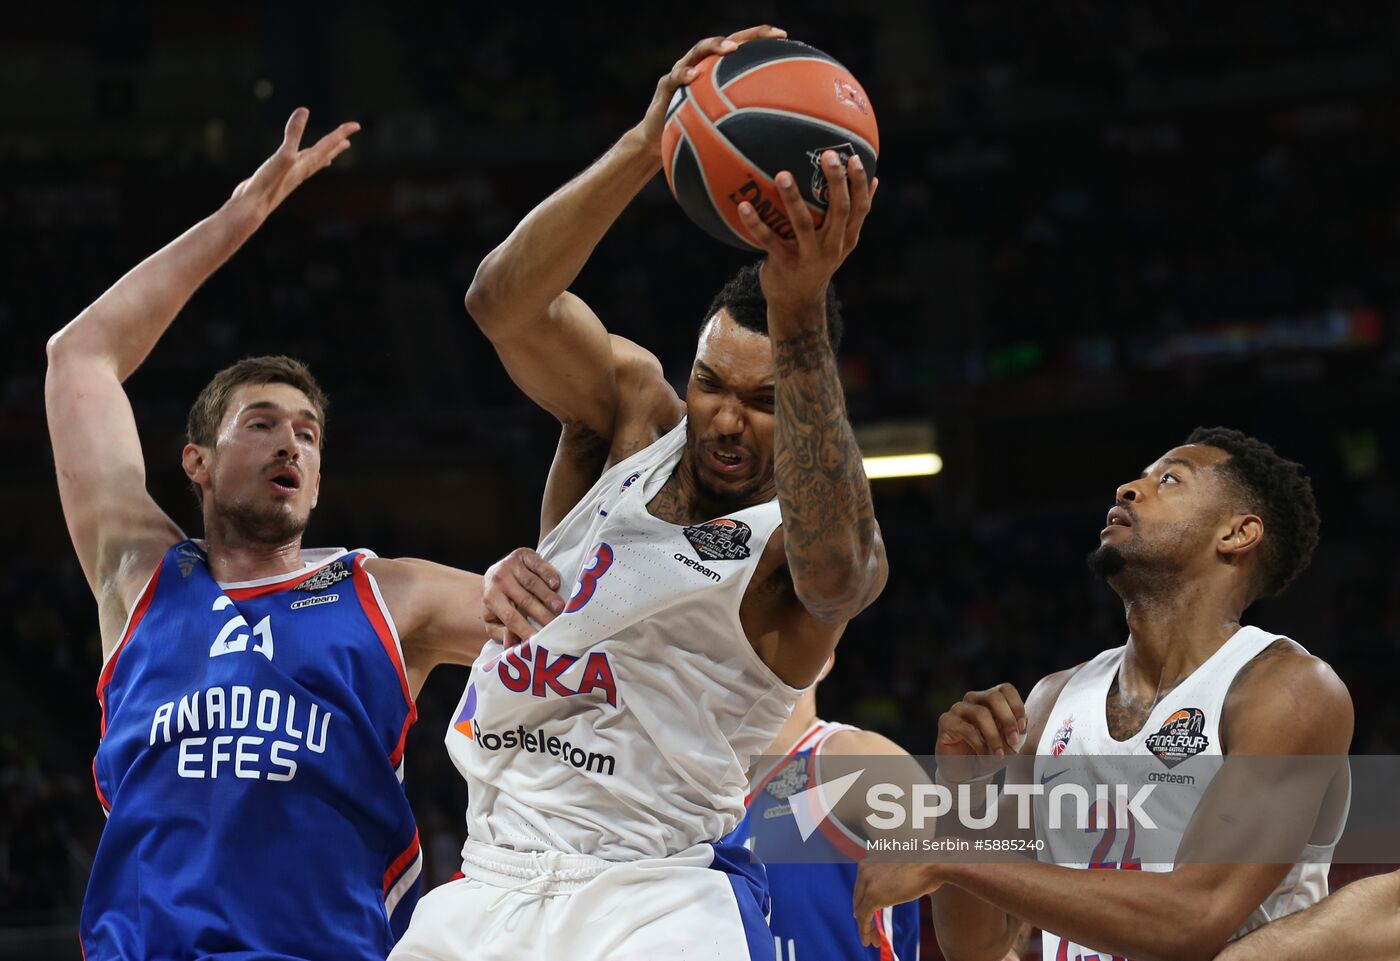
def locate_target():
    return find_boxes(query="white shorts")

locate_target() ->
[389,838,772,961]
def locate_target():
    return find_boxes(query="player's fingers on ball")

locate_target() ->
[736,201,782,252]
[683,36,728,69]
[820,151,852,240]
[774,171,816,240]
[952,701,1004,754]
[727,24,786,44]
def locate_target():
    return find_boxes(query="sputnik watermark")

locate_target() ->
[786,767,1157,837]
[867,781,1158,831]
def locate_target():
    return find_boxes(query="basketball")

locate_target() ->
[661,38,879,251]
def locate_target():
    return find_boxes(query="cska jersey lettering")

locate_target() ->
[492,641,618,707]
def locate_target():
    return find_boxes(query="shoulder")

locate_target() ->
[360,556,481,623]
[823,727,909,758]
[1223,637,1353,754]
[606,336,684,463]
[1026,663,1086,715]
[1021,662,1089,751]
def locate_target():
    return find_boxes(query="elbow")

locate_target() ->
[793,569,876,624]
[45,326,74,367]
[1148,913,1237,961]
[465,250,509,334]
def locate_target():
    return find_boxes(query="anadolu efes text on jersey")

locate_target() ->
[83,541,422,961]
[448,419,803,861]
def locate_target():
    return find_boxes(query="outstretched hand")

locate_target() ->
[229,108,359,218]
[738,150,878,318]
[634,26,787,154]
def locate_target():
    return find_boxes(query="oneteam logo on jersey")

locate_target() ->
[1145,707,1210,768]
[683,518,753,561]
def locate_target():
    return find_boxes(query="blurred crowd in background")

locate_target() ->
[4,2,1400,954]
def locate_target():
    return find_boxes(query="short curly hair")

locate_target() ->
[1185,426,1320,600]
[700,260,845,352]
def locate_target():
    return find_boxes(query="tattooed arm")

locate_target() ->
[736,149,885,666]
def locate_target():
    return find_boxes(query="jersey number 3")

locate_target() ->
[565,543,614,614]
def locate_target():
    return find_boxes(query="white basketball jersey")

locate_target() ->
[1034,626,1342,961]
[447,419,802,860]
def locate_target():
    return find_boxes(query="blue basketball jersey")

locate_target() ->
[726,720,921,961]
[83,540,422,961]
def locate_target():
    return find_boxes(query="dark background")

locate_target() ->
[3,2,1399,957]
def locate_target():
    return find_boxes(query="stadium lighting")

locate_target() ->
[862,453,943,479]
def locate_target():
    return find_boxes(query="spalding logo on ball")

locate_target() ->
[661,38,879,251]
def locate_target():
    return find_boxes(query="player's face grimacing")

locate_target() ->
[685,311,777,503]
[188,382,323,543]
[1089,443,1237,580]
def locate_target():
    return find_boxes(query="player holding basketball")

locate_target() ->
[390,25,887,960]
[854,429,1354,961]
[45,109,555,961]
[726,656,922,961]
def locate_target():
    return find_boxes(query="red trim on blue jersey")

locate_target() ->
[222,565,332,600]
[383,829,421,893]
[351,556,417,766]
[91,757,110,812]
[873,908,894,961]
[746,721,827,806]
[97,561,162,738]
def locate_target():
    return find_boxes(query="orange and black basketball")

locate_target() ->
[661,38,879,252]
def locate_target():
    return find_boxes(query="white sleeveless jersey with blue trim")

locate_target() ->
[1034,626,1343,961]
[447,418,803,860]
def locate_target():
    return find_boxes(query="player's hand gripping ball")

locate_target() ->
[661,38,879,251]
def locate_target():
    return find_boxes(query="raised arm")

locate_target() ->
[737,150,884,644]
[44,109,357,651]
[464,27,785,440]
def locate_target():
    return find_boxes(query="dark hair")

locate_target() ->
[1185,426,1320,600]
[187,355,328,449]
[700,261,844,352]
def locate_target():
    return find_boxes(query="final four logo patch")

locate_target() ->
[765,757,810,801]
[1145,707,1210,768]
[295,561,352,593]
[683,518,753,561]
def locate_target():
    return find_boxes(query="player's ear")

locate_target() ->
[1219,513,1263,560]
[182,443,212,489]
[310,472,321,510]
